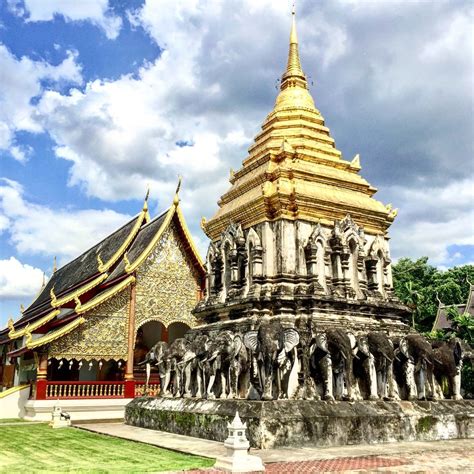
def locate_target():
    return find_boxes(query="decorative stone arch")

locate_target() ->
[366,234,391,297]
[304,223,328,293]
[220,223,247,300]
[245,227,263,296]
[206,242,222,301]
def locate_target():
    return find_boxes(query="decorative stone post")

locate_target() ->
[49,405,71,429]
[215,411,265,473]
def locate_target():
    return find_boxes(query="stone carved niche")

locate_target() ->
[204,223,264,303]
[304,223,326,295]
[366,235,392,299]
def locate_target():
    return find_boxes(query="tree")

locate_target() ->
[392,258,474,332]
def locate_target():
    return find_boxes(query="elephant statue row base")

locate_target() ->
[139,318,471,402]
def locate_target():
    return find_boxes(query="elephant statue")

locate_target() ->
[137,341,169,391]
[431,338,464,400]
[205,330,248,399]
[358,332,396,400]
[185,333,211,398]
[397,334,434,400]
[165,338,196,398]
[243,318,299,400]
[312,328,358,401]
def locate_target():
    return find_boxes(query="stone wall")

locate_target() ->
[126,398,474,449]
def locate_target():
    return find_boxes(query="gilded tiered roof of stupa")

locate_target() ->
[203,11,396,241]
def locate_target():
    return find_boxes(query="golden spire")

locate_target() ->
[274,6,315,111]
[281,4,306,88]
[53,256,57,273]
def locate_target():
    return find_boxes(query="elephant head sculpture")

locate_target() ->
[398,334,433,400]
[244,318,299,400]
[357,332,396,400]
[185,333,211,398]
[165,337,196,397]
[313,328,358,401]
[137,341,169,390]
[205,330,247,399]
[432,337,464,400]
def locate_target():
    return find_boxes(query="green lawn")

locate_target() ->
[0,424,214,473]
[0,418,28,423]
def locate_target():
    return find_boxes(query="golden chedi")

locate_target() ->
[196,9,408,333]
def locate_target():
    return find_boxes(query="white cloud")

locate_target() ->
[2,0,470,270]
[0,257,44,300]
[7,0,122,39]
[0,179,132,264]
[388,179,474,265]
[0,44,82,160]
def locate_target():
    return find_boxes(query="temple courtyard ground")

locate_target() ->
[1,419,472,472]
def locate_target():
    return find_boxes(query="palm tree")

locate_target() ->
[404,281,421,329]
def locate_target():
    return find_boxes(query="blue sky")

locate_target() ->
[0,0,473,328]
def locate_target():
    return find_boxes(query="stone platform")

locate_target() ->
[125,397,474,449]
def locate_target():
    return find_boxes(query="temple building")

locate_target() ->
[196,11,408,332]
[0,186,205,419]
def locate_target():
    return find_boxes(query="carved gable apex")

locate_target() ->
[306,222,326,248]
[368,234,389,261]
[221,222,244,248]
[246,227,262,248]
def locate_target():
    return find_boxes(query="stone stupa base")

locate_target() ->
[125,397,474,449]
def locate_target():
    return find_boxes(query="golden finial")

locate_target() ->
[20,304,25,313]
[8,318,14,332]
[351,154,361,170]
[173,176,182,206]
[25,326,32,347]
[53,256,57,273]
[281,1,305,87]
[41,272,46,289]
[50,286,57,305]
[74,295,81,310]
[200,216,207,230]
[143,185,150,211]
[123,252,131,268]
[97,253,104,271]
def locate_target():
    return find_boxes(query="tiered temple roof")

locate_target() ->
[203,10,397,241]
[1,188,205,354]
[432,282,474,331]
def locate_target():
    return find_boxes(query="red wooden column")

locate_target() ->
[161,325,169,343]
[124,281,136,398]
[35,352,48,400]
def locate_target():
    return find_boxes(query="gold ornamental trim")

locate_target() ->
[8,309,61,340]
[0,385,30,399]
[25,317,86,349]
[125,204,177,274]
[51,273,109,308]
[98,209,148,273]
[75,275,135,314]
[175,204,205,270]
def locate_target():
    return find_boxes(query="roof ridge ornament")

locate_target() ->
[173,176,182,206]
[53,256,57,274]
[143,185,151,222]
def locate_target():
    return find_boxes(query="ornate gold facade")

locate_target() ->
[135,221,200,330]
[48,288,130,361]
[203,11,396,241]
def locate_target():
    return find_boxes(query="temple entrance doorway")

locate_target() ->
[133,320,191,386]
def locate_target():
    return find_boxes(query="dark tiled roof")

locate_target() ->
[7,214,141,329]
[107,210,168,282]
[432,285,474,331]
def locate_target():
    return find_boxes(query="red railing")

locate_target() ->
[134,382,160,397]
[44,381,125,399]
[35,380,161,400]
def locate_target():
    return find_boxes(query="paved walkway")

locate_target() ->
[75,422,474,472]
